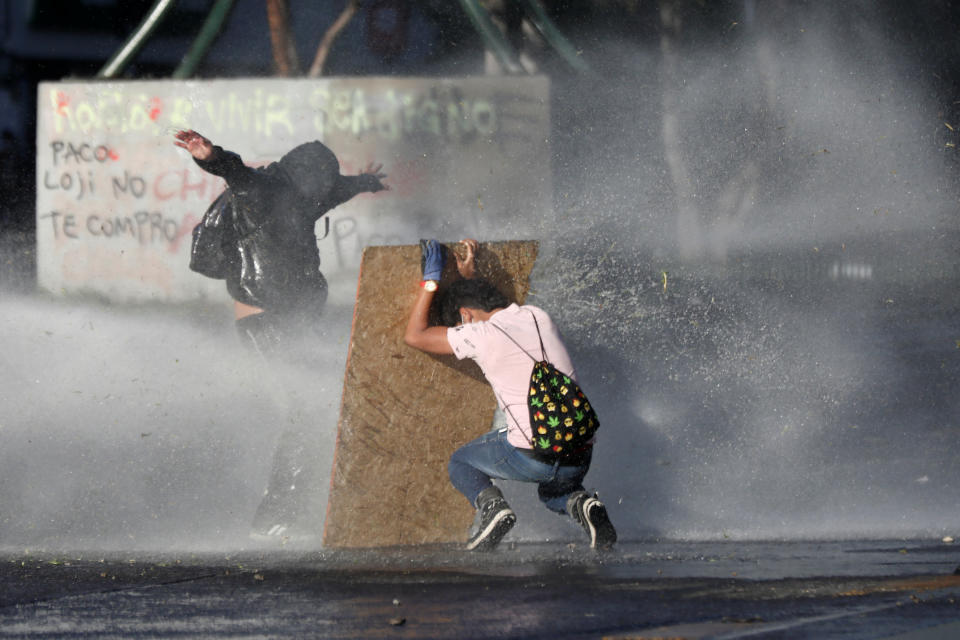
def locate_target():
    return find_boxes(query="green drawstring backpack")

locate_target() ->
[492,312,599,462]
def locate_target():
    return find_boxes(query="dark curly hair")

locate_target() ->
[438,279,510,327]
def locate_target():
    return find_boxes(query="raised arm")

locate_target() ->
[455,238,478,279]
[173,129,213,161]
[173,129,257,189]
[404,239,454,355]
[326,160,390,209]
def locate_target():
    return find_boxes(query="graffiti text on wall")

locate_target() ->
[40,139,215,252]
[48,87,498,143]
[35,77,551,302]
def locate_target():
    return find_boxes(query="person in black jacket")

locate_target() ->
[174,129,388,354]
[174,129,389,542]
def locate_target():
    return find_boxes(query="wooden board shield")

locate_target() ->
[323,240,539,548]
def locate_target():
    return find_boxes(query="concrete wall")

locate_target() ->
[35,76,551,306]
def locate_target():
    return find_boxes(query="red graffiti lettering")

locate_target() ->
[153,171,179,201]
[181,171,208,200]
[152,169,223,202]
[148,96,162,121]
[169,213,200,253]
[56,92,69,116]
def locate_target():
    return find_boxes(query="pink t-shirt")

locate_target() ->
[447,304,578,449]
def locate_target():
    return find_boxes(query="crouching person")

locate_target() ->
[403,239,617,551]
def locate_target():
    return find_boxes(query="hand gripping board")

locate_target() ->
[323,240,539,548]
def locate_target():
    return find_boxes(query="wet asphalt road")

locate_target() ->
[2,540,960,639]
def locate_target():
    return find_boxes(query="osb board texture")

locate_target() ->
[323,240,539,548]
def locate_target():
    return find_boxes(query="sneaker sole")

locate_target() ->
[465,509,516,551]
[583,498,617,550]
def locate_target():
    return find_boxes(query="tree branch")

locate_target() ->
[308,0,359,78]
[266,0,300,76]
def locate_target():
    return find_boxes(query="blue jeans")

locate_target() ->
[448,427,591,514]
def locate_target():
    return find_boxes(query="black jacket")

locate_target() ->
[189,141,383,313]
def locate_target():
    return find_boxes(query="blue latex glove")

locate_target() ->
[420,239,445,281]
